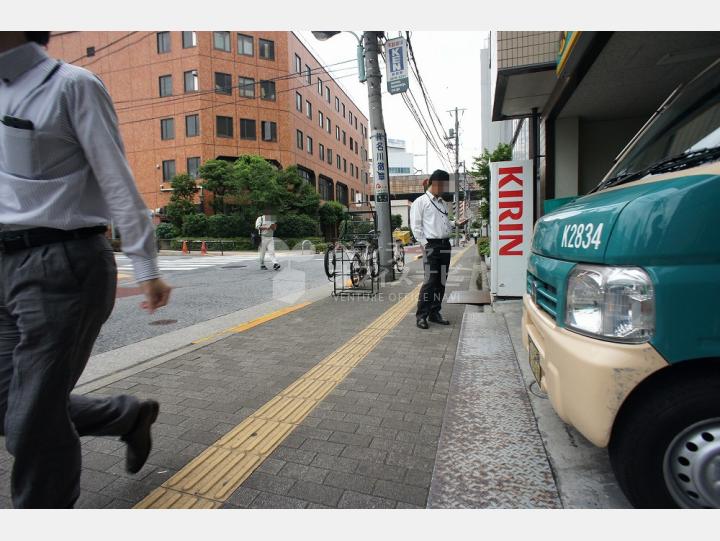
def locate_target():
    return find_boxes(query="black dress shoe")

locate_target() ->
[122,399,159,474]
[428,313,450,325]
[416,318,429,329]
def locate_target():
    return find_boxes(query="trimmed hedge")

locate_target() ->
[170,238,254,251]
[275,214,319,238]
[156,222,179,239]
[477,237,490,257]
[182,214,209,237]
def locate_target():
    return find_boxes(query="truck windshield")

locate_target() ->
[595,58,720,192]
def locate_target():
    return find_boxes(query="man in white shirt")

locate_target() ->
[410,170,466,329]
[255,211,280,270]
[0,32,171,508]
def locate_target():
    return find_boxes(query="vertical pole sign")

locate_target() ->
[384,37,409,94]
[490,160,533,297]
[372,130,389,204]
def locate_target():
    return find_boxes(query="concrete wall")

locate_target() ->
[578,117,646,194]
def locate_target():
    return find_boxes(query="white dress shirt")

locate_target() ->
[0,42,159,281]
[410,190,456,246]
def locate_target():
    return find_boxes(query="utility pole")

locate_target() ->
[364,31,394,279]
[447,107,465,247]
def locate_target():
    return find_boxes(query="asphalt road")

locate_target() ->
[92,253,330,355]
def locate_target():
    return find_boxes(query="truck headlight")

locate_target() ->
[566,265,655,343]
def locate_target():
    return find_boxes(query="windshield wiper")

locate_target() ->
[592,146,720,193]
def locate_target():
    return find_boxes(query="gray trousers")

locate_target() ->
[0,235,141,508]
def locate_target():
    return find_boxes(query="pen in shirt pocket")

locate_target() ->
[1,115,35,130]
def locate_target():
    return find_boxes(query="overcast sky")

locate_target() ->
[296,31,489,176]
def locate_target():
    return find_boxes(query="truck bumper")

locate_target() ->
[521,294,668,447]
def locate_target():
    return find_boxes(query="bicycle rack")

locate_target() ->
[330,210,380,297]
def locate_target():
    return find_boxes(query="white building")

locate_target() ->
[387,138,415,176]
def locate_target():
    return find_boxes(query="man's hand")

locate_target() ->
[139,278,172,314]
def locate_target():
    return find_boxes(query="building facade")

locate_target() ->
[488,31,720,219]
[47,31,371,214]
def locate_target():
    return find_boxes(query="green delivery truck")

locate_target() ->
[522,58,720,508]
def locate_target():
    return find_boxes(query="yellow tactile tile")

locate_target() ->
[134,246,471,508]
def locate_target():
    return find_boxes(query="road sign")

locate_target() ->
[371,130,389,197]
[385,37,409,94]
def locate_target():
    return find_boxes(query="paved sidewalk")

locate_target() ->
[0,246,474,509]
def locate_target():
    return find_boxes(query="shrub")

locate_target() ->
[207,214,250,238]
[276,214,319,238]
[155,222,179,239]
[169,239,254,251]
[477,236,490,257]
[391,214,403,230]
[182,213,209,237]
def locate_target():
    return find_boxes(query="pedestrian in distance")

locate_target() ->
[0,31,171,508]
[410,169,467,330]
[255,209,280,270]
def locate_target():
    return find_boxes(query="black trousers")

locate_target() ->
[0,235,141,508]
[416,238,451,319]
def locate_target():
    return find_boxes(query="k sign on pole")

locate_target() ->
[490,160,533,297]
[384,37,409,94]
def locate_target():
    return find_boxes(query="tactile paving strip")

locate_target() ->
[135,249,467,508]
[427,312,562,508]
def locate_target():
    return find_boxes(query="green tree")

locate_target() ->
[318,201,346,240]
[165,173,198,228]
[391,214,403,230]
[199,159,238,214]
[469,143,513,222]
[233,155,286,216]
[278,165,321,217]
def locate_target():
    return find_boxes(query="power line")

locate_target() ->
[68,31,144,65]
[114,60,357,112]
[117,71,359,126]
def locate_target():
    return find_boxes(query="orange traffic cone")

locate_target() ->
[182,240,189,255]
[200,241,208,256]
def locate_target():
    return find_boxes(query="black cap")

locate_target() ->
[429,169,449,181]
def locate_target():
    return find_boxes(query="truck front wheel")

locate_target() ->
[609,377,720,508]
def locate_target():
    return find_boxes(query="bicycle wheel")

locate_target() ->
[323,245,337,279]
[369,247,379,278]
[350,253,363,287]
[394,243,405,272]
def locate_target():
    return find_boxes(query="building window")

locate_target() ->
[157,32,170,54]
[355,142,359,155]
[213,31,231,52]
[342,103,346,118]
[86,46,95,57]
[294,54,302,74]
[237,33,253,56]
[158,75,172,97]
[319,143,325,161]
[187,157,200,179]
[296,129,303,150]
[260,80,276,101]
[335,97,340,111]
[336,126,340,140]
[343,158,347,173]
[319,177,334,201]
[327,148,333,165]
[325,86,330,103]
[239,76,255,98]
[262,121,277,142]
[318,111,324,129]
[350,163,354,177]
[349,111,353,125]
[162,159,175,181]
[317,78,322,95]
[185,114,199,137]
[326,117,331,134]
[305,65,312,84]
[215,72,232,95]
[240,118,256,140]
[160,118,174,140]
[336,154,341,170]
[307,136,313,155]
[354,117,358,130]
[259,39,275,60]
[306,100,312,120]
[350,137,354,151]
[184,70,198,93]
[295,92,302,112]
[342,130,346,145]
[216,115,233,138]
[182,31,197,49]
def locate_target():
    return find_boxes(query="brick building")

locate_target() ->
[47,31,371,215]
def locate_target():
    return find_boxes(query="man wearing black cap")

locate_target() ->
[410,169,466,329]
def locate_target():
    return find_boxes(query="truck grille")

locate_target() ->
[527,272,558,320]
